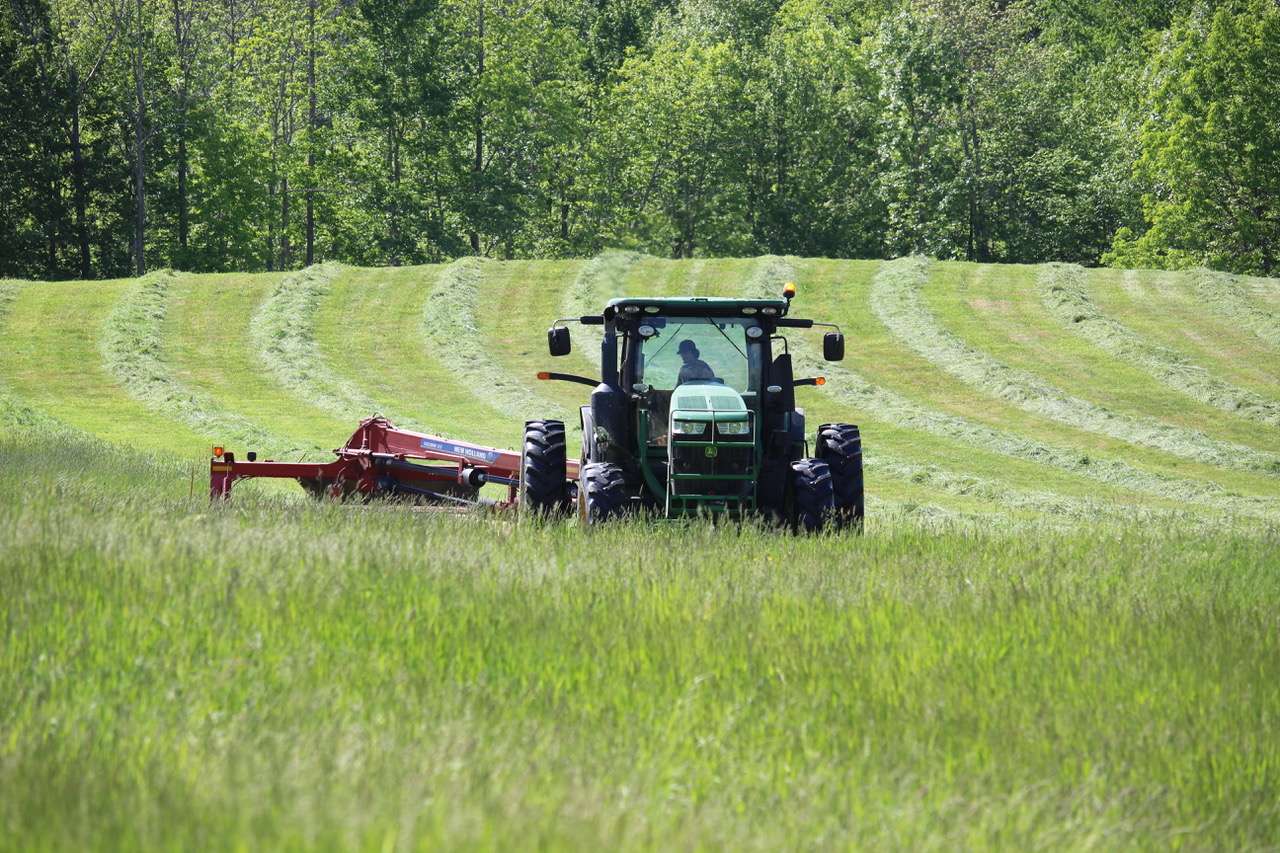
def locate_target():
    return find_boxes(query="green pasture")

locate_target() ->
[2,256,1280,848]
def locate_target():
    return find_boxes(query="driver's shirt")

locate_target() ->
[678,358,716,384]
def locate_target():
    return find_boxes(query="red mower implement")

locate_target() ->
[210,415,578,511]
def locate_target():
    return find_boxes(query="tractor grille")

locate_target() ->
[670,443,754,497]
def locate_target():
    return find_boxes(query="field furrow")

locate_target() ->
[878,257,1280,476]
[4,257,1276,521]
[0,282,84,437]
[929,264,1280,461]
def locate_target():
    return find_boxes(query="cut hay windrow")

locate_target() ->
[251,263,428,431]
[734,259,1246,520]
[1192,269,1280,350]
[100,271,314,457]
[556,249,646,378]
[742,259,1280,519]
[872,257,1280,477]
[1039,264,1280,427]
[423,256,571,424]
[560,249,646,318]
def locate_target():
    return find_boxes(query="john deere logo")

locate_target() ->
[704,445,718,458]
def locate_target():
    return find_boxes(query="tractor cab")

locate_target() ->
[530,283,863,532]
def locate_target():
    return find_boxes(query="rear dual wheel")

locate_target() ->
[578,462,627,526]
[789,458,836,533]
[817,423,865,532]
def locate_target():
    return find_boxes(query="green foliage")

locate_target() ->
[2,0,1277,275]
[1105,1,1280,275]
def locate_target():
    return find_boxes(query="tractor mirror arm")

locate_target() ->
[551,315,604,326]
[774,318,842,334]
[793,377,827,387]
[537,371,600,387]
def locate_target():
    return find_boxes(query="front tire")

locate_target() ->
[579,462,627,525]
[789,458,835,533]
[817,423,864,532]
[520,419,571,515]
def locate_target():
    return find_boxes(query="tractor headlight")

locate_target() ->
[672,420,706,436]
[716,421,750,436]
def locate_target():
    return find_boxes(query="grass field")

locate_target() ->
[2,257,1279,848]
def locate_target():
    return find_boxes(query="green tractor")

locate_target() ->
[520,281,863,532]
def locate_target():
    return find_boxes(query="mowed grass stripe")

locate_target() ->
[0,282,91,439]
[424,257,574,433]
[249,263,425,430]
[101,270,305,457]
[1193,268,1280,349]
[886,258,1280,474]
[163,272,351,453]
[698,258,1191,520]
[1038,264,1280,426]
[0,278,210,457]
[312,264,511,447]
[1092,269,1280,400]
[764,260,1280,517]
[808,258,1280,500]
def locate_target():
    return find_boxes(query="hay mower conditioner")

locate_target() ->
[530,280,863,531]
[209,415,574,506]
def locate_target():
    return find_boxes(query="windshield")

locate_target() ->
[636,317,762,394]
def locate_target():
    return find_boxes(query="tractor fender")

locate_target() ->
[789,409,807,456]
[590,382,629,465]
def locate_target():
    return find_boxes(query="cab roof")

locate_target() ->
[604,295,792,318]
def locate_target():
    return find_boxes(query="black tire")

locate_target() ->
[789,458,835,534]
[578,462,628,525]
[520,419,571,515]
[817,423,865,532]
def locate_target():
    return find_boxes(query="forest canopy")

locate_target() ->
[1,0,1276,279]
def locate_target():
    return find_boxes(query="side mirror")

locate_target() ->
[823,332,845,361]
[548,326,571,357]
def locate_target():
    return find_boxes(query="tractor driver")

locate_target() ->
[677,339,716,384]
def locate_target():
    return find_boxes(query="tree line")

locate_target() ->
[1,0,1276,280]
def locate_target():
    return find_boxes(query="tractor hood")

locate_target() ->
[669,382,749,421]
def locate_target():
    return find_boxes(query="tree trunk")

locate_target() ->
[132,0,147,277]
[177,133,189,261]
[69,70,90,279]
[389,125,401,266]
[305,0,316,266]
[469,0,484,255]
[280,175,291,269]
